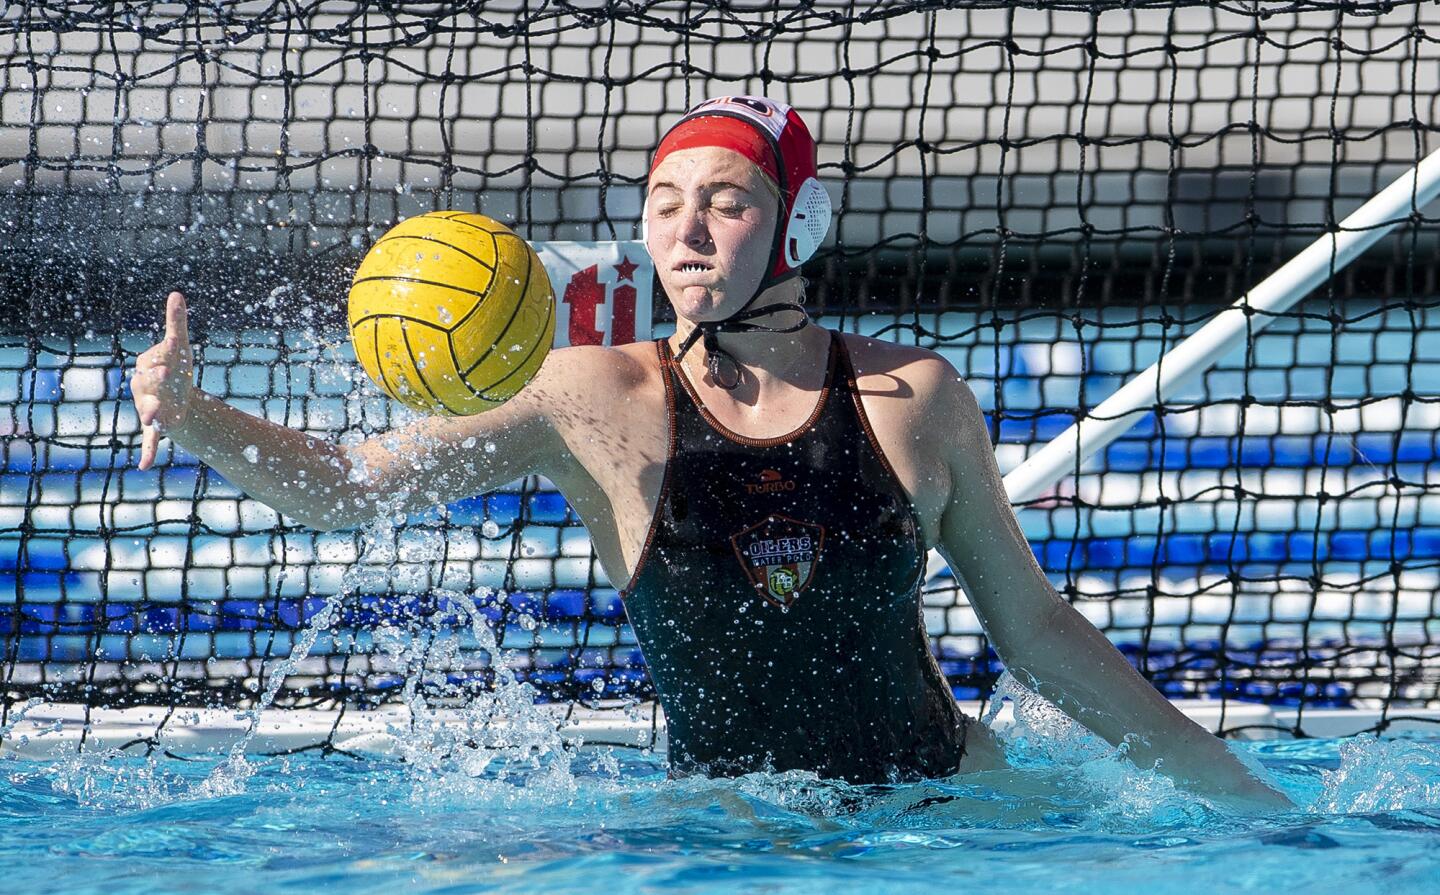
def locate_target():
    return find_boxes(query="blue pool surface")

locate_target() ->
[4,730,1439,894]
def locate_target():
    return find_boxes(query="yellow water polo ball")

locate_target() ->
[347,211,556,415]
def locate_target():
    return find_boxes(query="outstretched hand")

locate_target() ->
[131,291,195,470]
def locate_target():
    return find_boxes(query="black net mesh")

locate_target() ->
[4,1,1440,746]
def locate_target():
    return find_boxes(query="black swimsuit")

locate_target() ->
[619,329,970,784]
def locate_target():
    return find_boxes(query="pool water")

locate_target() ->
[5,713,1439,894]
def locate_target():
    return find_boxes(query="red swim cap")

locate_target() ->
[648,96,831,287]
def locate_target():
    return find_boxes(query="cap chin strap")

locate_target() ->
[672,287,809,391]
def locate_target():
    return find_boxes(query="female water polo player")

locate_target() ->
[130,96,1290,807]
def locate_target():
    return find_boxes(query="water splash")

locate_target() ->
[36,503,581,812]
[1312,734,1440,813]
[374,586,582,801]
[980,671,1225,826]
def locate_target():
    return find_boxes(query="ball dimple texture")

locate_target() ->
[348,211,555,415]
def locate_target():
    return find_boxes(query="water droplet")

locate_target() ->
[242,444,259,463]
[482,519,500,538]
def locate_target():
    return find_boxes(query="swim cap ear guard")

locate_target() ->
[647,96,833,390]
[783,177,833,268]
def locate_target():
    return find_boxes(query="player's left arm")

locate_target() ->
[925,358,1292,810]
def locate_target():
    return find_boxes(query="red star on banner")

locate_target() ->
[614,256,638,282]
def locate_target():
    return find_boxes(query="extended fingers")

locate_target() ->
[139,424,158,471]
[165,291,190,345]
[137,290,189,473]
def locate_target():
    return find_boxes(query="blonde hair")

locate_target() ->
[747,160,783,205]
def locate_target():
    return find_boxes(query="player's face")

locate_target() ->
[646,146,780,322]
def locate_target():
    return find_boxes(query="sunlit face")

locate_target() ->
[645,146,781,322]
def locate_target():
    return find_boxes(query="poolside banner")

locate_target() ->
[534,240,654,348]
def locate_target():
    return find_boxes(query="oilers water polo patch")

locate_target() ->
[729,514,825,606]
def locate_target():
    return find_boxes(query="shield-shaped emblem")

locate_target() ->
[729,514,826,607]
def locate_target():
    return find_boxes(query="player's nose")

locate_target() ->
[676,208,710,249]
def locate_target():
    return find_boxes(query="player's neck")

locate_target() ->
[671,316,828,393]
[672,280,823,383]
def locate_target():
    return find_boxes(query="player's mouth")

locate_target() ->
[674,261,714,275]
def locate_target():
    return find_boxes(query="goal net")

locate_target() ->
[3,1,1439,752]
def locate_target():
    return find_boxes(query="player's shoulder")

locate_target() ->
[525,339,662,408]
[836,330,963,405]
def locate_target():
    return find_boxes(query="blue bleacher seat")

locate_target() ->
[19,369,61,403]
[526,491,571,522]
[1413,528,1440,559]
[545,589,586,620]
[591,590,625,620]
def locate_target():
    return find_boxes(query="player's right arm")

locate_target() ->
[130,290,574,532]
